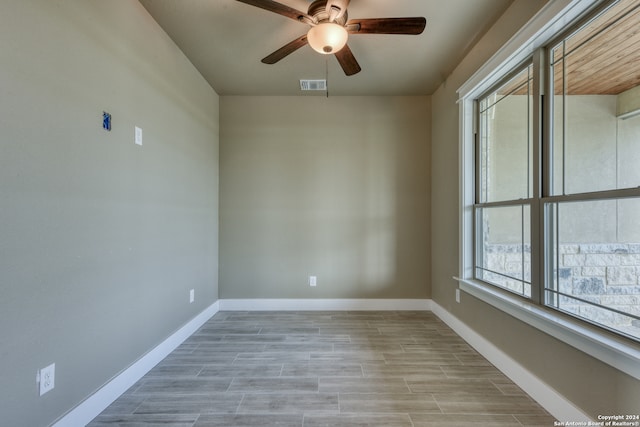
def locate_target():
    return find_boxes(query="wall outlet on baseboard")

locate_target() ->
[189,289,195,303]
[455,288,461,303]
[309,276,317,287]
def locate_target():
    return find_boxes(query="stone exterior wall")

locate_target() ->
[482,244,531,296]
[557,243,640,336]
[483,243,640,338]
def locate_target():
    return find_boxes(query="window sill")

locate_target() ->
[454,277,640,380]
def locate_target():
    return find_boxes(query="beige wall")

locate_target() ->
[220,96,430,299]
[0,1,219,425]
[431,0,640,418]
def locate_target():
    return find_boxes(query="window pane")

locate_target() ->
[476,205,531,297]
[550,0,640,195]
[479,66,533,203]
[545,198,640,340]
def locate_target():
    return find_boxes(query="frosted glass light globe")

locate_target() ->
[307,22,348,54]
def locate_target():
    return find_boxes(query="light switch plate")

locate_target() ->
[135,126,143,146]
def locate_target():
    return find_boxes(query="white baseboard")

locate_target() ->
[219,298,432,311]
[430,301,591,422]
[53,301,220,427]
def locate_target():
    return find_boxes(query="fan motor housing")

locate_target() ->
[308,0,348,26]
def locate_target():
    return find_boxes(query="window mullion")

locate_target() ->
[530,48,545,305]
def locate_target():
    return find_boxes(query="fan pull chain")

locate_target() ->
[325,58,329,98]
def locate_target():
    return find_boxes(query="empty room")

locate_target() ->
[1,0,639,426]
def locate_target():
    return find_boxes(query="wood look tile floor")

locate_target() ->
[88,311,557,426]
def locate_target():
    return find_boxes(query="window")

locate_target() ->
[546,199,640,338]
[544,0,640,340]
[475,65,533,297]
[472,0,640,342]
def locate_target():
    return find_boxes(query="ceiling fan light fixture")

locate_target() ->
[307,22,348,54]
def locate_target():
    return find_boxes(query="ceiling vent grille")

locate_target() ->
[300,79,327,91]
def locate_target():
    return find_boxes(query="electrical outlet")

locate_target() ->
[38,363,55,396]
[455,289,461,303]
[189,289,195,303]
[309,276,317,287]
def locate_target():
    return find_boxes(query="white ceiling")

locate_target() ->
[139,0,514,96]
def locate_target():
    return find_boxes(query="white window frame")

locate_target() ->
[456,0,640,380]
[474,62,536,300]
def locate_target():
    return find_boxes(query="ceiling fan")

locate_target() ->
[236,0,426,76]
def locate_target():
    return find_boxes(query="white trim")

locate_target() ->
[219,298,432,311]
[52,301,220,427]
[456,278,640,380]
[459,96,475,281]
[430,300,592,422]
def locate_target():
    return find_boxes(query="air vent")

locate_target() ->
[300,79,327,91]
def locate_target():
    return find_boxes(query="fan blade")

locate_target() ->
[261,34,309,64]
[334,44,361,76]
[347,17,426,35]
[236,0,312,23]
